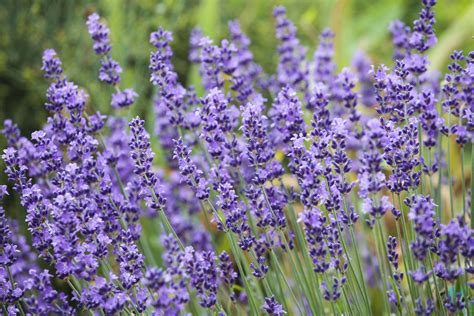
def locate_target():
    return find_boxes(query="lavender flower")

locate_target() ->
[129,117,167,213]
[270,86,306,149]
[406,194,436,261]
[2,2,473,315]
[184,248,219,308]
[173,138,210,201]
[262,295,286,315]
[111,89,138,109]
[86,13,112,55]
[41,48,63,79]
[218,251,237,300]
[87,13,137,108]
[313,28,336,87]
[273,6,307,90]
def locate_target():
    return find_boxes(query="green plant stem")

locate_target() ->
[471,144,474,229]
[460,110,467,219]
[394,218,416,312]
[202,199,261,314]
[397,194,420,301]
[227,232,260,315]
[419,124,425,195]
[447,112,455,218]
[269,250,305,315]
[348,226,372,310]
[437,133,444,222]
[427,148,439,219]
[461,146,466,218]
[259,186,320,314]
[271,266,290,314]
[331,212,370,314]
[373,219,391,314]
[284,202,325,314]
[427,253,446,315]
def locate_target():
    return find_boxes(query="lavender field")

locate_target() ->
[0,0,473,315]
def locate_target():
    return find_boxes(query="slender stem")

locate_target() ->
[202,199,262,313]
[67,277,81,299]
[418,124,425,195]
[427,253,446,315]
[447,112,455,218]
[259,186,320,314]
[471,144,474,229]
[427,147,439,219]
[437,133,444,222]
[373,220,391,314]
[397,194,420,301]
[269,250,305,315]
[331,211,369,314]
[273,269,290,314]
[348,225,372,312]
[459,107,467,219]
[394,218,416,312]
[227,232,260,315]
[97,131,159,266]
[284,201,324,314]
[461,146,466,219]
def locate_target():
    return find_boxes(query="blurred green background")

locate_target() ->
[0,0,472,138]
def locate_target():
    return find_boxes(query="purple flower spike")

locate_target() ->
[99,57,122,85]
[129,117,167,213]
[273,6,308,90]
[86,13,112,55]
[41,49,63,79]
[262,295,286,315]
[313,28,336,86]
[173,138,210,201]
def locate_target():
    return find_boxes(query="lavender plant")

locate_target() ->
[1,1,473,315]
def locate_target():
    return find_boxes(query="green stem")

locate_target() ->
[418,124,425,195]
[373,220,391,314]
[427,148,439,219]
[427,253,446,315]
[447,112,455,218]
[269,250,305,315]
[259,186,320,314]
[394,218,416,312]
[437,133,444,222]
[285,202,324,314]
[227,233,260,315]
[348,225,372,313]
[461,146,466,219]
[471,144,474,229]
[397,195,420,300]
[332,211,369,314]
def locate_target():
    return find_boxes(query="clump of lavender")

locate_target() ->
[1,1,473,315]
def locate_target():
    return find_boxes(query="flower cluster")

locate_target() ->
[1,1,473,315]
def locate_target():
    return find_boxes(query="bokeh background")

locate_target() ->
[1,0,472,137]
